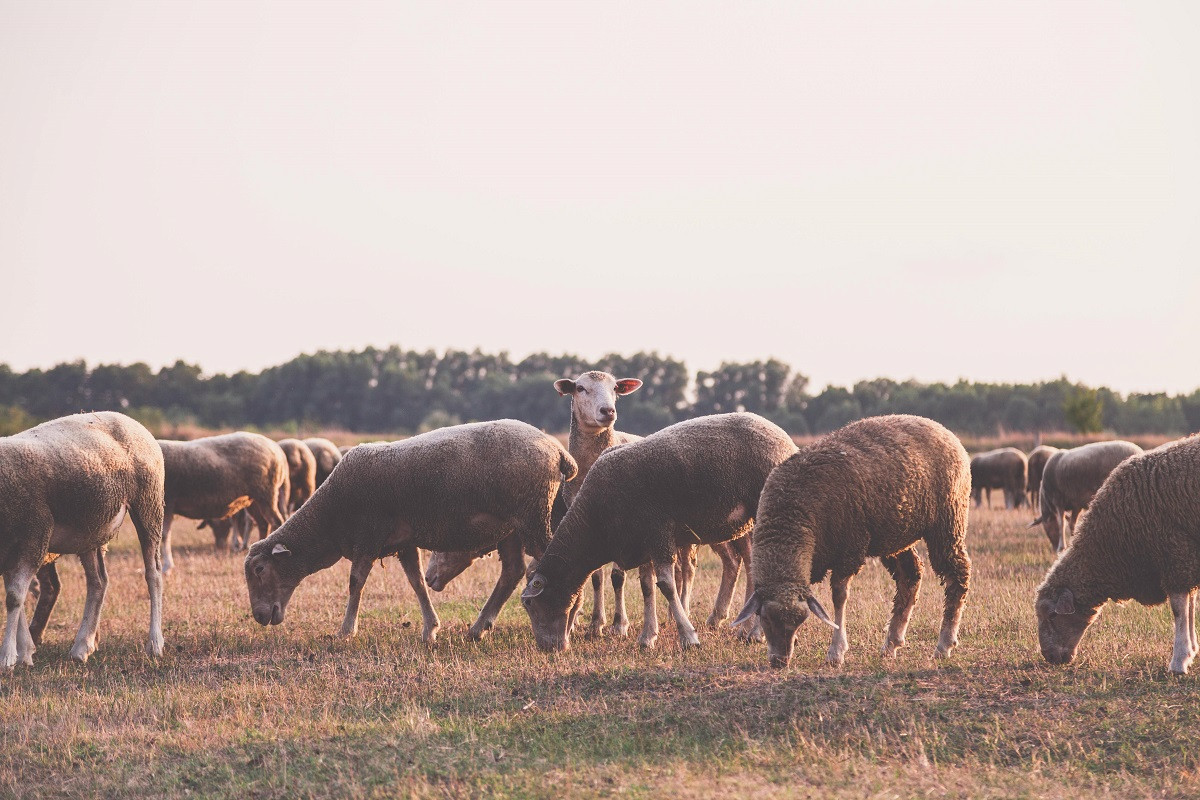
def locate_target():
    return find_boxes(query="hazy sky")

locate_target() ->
[2,1,1197,393]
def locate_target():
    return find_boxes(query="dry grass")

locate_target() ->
[3,509,1199,799]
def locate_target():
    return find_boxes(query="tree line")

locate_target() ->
[1,347,1197,438]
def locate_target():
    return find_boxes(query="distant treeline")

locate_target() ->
[1,347,1198,438]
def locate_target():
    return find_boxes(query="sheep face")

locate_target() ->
[244,543,303,626]
[424,549,488,592]
[1035,586,1100,665]
[555,373,642,433]
[520,571,576,651]
[737,587,835,669]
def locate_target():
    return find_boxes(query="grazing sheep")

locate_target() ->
[302,437,342,488]
[970,447,1028,509]
[159,433,290,574]
[0,412,166,667]
[731,415,972,669]
[278,438,318,513]
[244,420,577,643]
[338,445,354,457]
[1026,445,1059,512]
[198,509,255,552]
[1035,435,1200,674]
[1030,440,1143,553]
[521,412,797,652]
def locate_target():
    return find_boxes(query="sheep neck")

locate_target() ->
[565,407,619,502]
[272,509,343,577]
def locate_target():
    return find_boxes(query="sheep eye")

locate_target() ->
[576,387,586,394]
[254,565,265,576]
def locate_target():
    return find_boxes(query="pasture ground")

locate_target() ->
[2,508,1198,799]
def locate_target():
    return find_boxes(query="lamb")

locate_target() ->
[302,437,342,488]
[521,412,797,652]
[244,420,577,643]
[0,412,166,667]
[1035,435,1200,674]
[1026,444,1059,512]
[159,433,290,574]
[732,415,971,669]
[1029,440,1143,553]
[278,438,318,513]
[970,447,1028,509]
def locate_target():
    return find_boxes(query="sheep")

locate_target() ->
[244,420,577,643]
[0,411,166,667]
[302,437,342,488]
[277,438,318,513]
[730,415,971,669]
[970,447,1028,509]
[1035,435,1200,674]
[1029,440,1143,553]
[159,433,290,574]
[521,412,797,652]
[198,509,255,552]
[1026,445,1059,512]
[338,445,354,457]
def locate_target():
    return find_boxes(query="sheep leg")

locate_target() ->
[338,557,375,639]
[985,488,992,509]
[675,545,696,615]
[466,534,525,641]
[69,548,109,663]
[610,567,630,637]
[587,569,608,637]
[1189,590,1198,659]
[825,573,853,667]
[927,537,970,659]
[160,511,175,576]
[706,541,741,627]
[2,564,38,668]
[567,592,583,634]
[128,502,165,658]
[398,548,440,644]
[637,564,659,649]
[971,487,982,509]
[28,562,61,647]
[730,537,764,643]
[881,548,922,658]
[1065,510,1080,549]
[655,561,700,650]
[235,511,255,550]
[1169,592,1196,674]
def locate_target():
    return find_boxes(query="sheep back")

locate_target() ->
[159,432,287,520]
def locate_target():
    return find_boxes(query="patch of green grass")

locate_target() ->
[3,510,1200,798]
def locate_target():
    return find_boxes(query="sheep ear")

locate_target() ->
[731,590,762,628]
[806,596,839,629]
[522,574,546,599]
[554,379,576,396]
[1027,515,1049,529]
[1054,589,1075,615]
[272,543,292,557]
[614,379,642,396]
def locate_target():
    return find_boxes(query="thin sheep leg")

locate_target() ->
[160,511,175,575]
[27,562,61,647]
[825,573,853,666]
[655,561,700,650]
[1169,592,1195,674]
[69,549,109,663]
[338,557,375,639]
[881,548,922,658]
[706,541,741,627]
[588,569,607,637]
[637,564,659,649]
[1189,590,1198,658]
[398,548,440,643]
[2,564,37,668]
[467,534,525,641]
[610,567,630,637]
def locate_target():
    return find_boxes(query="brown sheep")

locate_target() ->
[302,437,342,488]
[1026,445,1060,512]
[970,447,1028,509]
[1030,440,1143,552]
[0,412,166,667]
[733,415,971,669]
[521,413,798,652]
[244,420,576,643]
[277,438,318,513]
[1035,435,1200,674]
[159,433,290,574]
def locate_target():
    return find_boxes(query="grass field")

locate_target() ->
[3,508,1199,799]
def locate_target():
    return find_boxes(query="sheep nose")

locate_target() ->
[599,407,616,418]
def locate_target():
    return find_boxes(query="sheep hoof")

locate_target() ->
[705,613,726,629]
[881,641,903,658]
[638,634,658,650]
[610,620,630,637]
[147,634,164,658]
[734,622,765,644]
[680,632,701,651]
[587,620,606,638]
[421,626,439,644]
[466,621,492,641]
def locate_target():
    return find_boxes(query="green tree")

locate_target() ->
[1063,386,1104,434]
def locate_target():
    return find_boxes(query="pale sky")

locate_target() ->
[2,1,1198,394]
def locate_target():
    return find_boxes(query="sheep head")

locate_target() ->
[734,585,836,669]
[244,541,304,626]
[520,570,578,652]
[1035,585,1101,665]
[425,548,491,592]
[555,372,642,433]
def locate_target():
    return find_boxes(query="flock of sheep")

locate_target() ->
[2,370,1198,679]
